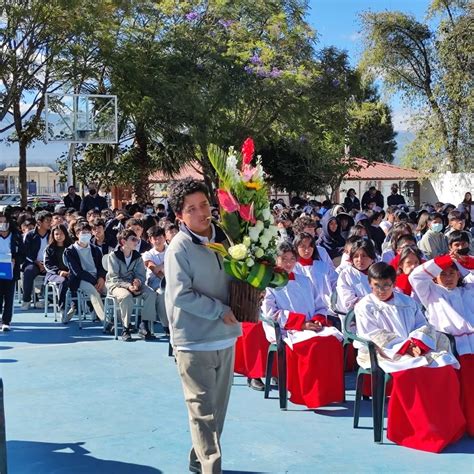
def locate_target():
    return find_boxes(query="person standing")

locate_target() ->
[79,183,107,216]
[63,185,82,211]
[361,186,384,210]
[164,178,241,474]
[343,188,361,213]
[387,184,406,207]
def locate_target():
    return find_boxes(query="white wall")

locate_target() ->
[420,173,474,206]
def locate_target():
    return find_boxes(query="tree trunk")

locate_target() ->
[19,138,28,207]
[133,125,151,203]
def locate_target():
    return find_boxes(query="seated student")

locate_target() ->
[164,222,178,244]
[21,211,52,310]
[91,218,112,255]
[125,218,152,254]
[20,218,36,237]
[409,230,474,436]
[261,242,344,409]
[355,262,465,453]
[390,246,424,297]
[336,238,376,313]
[86,209,101,225]
[418,212,448,259]
[44,224,72,320]
[105,210,128,248]
[294,232,337,308]
[0,212,24,331]
[276,212,294,243]
[445,210,474,254]
[317,215,345,264]
[63,222,106,322]
[381,223,414,262]
[142,225,169,334]
[106,229,157,341]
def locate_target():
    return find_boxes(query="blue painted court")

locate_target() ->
[1,306,473,473]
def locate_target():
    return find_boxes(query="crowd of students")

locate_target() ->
[0,187,472,455]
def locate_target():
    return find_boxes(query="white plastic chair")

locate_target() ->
[43,281,61,322]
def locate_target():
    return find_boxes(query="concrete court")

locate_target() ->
[0,307,473,474]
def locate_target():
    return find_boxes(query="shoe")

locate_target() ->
[21,302,30,310]
[188,459,201,473]
[1,324,11,332]
[35,300,45,309]
[103,322,114,334]
[122,330,132,342]
[138,322,156,340]
[271,377,279,387]
[163,327,170,336]
[247,378,265,391]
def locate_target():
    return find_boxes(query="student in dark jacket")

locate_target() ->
[91,218,112,255]
[343,188,361,213]
[125,218,152,254]
[386,184,406,207]
[63,222,106,322]
[44,224,72,314]
[21,211,52,310]
[361,186,384,210]
[79,184,107,216]
[63,185,82,211]
[0,211,24,330]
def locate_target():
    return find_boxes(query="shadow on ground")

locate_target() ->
[7,440,163,474]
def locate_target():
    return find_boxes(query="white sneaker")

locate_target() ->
[35,301,45,309]
[1,324,11,332]
[21,302,30,310]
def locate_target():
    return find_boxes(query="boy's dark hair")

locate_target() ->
[36,210,52,222]
[368,262,396,283]
[395,234,417,250]
[293,216,316,235]
[428,212,443,222]
[348,224,368,238]
[157,203,165,211]
[86,209,100,217]
[349,238,377,261]
[91,218,105,229]
[75,221,92,233]
[448,210,465,222]
[447,230,470,247]
[168,178,209,214]
[22,218,36,227]
[293,232,315,249]
[147,225,165,238]
[117,228,137,244]
[277,241,297,257]
[386,205,397,216]
[164,223,178,233]
[125,218,143,228]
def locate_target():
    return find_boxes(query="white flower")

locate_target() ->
[269,214,275,224]
[246,257,255,267]
[259,236,270,249]
[228,244,248,260]
[262,207,271,221]
[243,236,251,248]
[248,226,261,242]
[254,247,264,258]
[255,220,264,232]
[268,225,279,237]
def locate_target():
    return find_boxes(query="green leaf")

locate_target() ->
[221,211,241,243]
[207,143,233,189]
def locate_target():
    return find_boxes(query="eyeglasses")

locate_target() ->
[372,283,393,291]
[129,237,140,243]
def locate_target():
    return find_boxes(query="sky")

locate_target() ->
[0,0,432,167]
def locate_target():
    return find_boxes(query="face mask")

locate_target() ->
[0,223,9,232]
[89,189,97,195]
[145,208,154,215]
[457,247,470,256]
[79,233,92,245]
[431,223,443,233]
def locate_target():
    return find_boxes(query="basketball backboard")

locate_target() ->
[44,93,118,143]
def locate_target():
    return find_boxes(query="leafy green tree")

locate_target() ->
[360,0,473,173]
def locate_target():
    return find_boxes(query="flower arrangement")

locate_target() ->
[207,138,288,291]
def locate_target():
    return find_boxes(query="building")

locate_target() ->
[0,166,66,195]
[336,158,421,208]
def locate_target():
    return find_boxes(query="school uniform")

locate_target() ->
[335,265,371,313]
[355,292,464,452]
[262,272,344,409]
[410,255,474,436]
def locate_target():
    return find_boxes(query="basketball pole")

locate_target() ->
[67,143,75,187]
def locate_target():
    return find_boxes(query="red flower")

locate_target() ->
[241,137,255,165]
[239,202,256,224]
[217,189,239,213]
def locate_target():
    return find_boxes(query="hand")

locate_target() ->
[59,270,69,278]
[406,343,422,357]
[302,321,323,332]
[222,310,239,325]
[449,249,469,265]
[36,261,45,272]
[132,278,141,288]
[95,277,105,292]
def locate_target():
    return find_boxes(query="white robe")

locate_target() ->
[294,259,337,311]
[355,292,459,373]
[336,265,371,313]
[409,259,474,356]
[261,273,342,349]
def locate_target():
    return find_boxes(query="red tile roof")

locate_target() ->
[345,158,420,180]
[149,163,204,182]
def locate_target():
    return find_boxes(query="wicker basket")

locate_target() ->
[229,279,264,323]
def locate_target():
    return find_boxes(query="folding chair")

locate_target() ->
[43,281,61,322]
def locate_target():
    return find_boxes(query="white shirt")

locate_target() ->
[0,233,12,257]
[37,234,49,262]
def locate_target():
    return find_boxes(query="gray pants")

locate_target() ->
[175,346,235,474]
[110,285,157,328]
[79,281,105,321]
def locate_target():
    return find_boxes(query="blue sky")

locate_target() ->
[0,0,431,166]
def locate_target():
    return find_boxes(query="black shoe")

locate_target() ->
[271,376,279,387]
[122,330,132,342]
[138,328,156,340]
[103,322,114,334]
[247,378,265,391]
[163,327,170,336]
[189,459,201,473]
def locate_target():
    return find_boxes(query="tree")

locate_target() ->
[360,1,473,173]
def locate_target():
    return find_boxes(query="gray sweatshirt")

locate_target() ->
[106,248,146,292]
[164,225,242,346]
